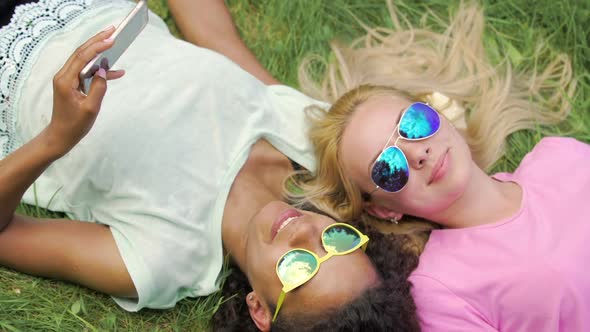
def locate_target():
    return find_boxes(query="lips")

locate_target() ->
[429,148,450,185]
[271,209,303,241]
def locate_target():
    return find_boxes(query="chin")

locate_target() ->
[420,176,470,218]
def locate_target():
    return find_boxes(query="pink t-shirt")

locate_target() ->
[409,137,590,331]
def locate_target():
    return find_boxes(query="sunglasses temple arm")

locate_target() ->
[368,185,380,195]
[360,234,370,252]
[272,291,286,322]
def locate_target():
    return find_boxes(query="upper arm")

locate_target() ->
[0,214,136,298]
[410,275,498,332]
[167,0,280,85]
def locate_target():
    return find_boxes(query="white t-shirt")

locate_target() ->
[13,1,326,311]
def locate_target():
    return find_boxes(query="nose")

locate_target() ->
[398,140,431,170]
[287,217,324,253]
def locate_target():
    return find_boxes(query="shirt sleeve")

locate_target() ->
[265,84,331,173]
[514,136,590,181]
[410,275,498,332]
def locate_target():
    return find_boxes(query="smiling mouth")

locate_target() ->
[271,209,303,240]
[428,148,449,185]
[278,216,299,233]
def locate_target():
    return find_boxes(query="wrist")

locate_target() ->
[38,127,72,160]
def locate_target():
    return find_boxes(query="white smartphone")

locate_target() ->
[79,0,149,94]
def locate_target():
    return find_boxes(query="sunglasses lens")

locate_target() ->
[371,146,409,192]
[323,225,361,253]
[399,103,440,139]
[277,250,318,287]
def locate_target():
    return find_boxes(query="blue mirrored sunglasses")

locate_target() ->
[369,102,441,193]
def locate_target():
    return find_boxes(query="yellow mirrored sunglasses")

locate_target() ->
[272,223,369,322]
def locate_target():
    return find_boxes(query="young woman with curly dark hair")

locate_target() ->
[0,0,422,330]
[213,220,420,331]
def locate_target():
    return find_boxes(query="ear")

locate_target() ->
[363,201,403,221]
[246,291,272,332]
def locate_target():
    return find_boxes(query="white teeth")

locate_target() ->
[278,216,299,233]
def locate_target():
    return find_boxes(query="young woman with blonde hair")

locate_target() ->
[291,2,589,331]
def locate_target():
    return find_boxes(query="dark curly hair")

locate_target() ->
[212,221,421,331]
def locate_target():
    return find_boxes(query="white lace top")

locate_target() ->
[10,0,326,312]
[0,0,128,157]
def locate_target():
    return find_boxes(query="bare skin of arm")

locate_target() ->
[0,28,135,298]
[0,215,135,297]
[167,0,280,85]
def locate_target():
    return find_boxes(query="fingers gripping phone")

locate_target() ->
[79,0,148,94]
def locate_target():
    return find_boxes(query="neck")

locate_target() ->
[433,162,522,228]
[221,139,293,272]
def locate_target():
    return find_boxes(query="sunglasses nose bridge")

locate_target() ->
[317,251,334,264]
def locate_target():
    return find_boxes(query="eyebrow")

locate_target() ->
[366,107,405,175]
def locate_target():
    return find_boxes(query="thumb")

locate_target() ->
[86,67,108,110]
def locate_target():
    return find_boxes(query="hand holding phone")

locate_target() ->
[49,27,123,156]
[79,0,149,94]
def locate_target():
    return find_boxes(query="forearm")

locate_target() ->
[0,129,63,229]
[0,215,136,298]
[167,0,279,85]
[0,26,120,228]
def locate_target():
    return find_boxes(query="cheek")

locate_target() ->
[372,123,473,217]
[246,245,282,293]
[415,159,472,217]
[246,239,273,278]
[345,153,374,192]
[377,167,470,217]
[393,188,447,216]
[373,188,424,216]
[386,193,448,219]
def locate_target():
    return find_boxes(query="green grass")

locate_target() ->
[1,0,589,330]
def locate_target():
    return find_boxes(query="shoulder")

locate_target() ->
[264,85,330,171]
[513,137,589,180]
[535,136,588,154]
[522,136,589,166]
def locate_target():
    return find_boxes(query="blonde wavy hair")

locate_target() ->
[286,1,575,243]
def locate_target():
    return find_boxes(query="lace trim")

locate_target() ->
[0,0,124,157]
